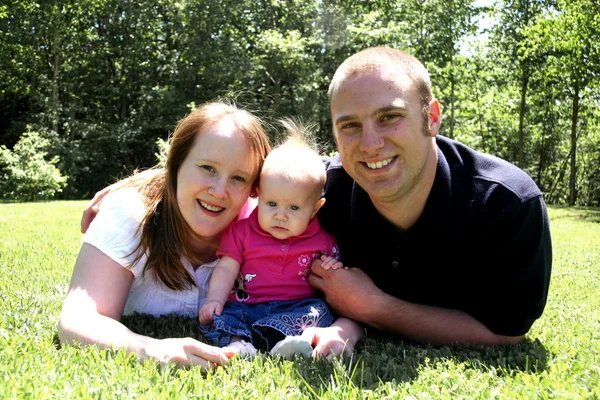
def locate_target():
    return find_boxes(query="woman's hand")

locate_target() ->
[300,318,365,362]
[142,337,235,369]
[59,244,235,369]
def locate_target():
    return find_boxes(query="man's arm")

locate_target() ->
[309,261,521,346]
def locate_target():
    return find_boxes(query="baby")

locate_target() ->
[199,121,342,358]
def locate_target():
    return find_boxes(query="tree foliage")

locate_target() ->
[0,130,68,201]
[0,0,598,204]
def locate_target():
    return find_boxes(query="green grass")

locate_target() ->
[1,202,599,399]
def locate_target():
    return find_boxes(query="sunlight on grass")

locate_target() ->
[0,203,599,398]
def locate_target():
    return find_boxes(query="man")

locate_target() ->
[309,47,552,345]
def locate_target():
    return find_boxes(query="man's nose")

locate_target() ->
[359,124,384,153]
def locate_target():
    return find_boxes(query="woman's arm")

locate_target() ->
[59,244,233,368]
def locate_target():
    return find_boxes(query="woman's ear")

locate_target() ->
[250,185,259,199]
[311,198,326,218]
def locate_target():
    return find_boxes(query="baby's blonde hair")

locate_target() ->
[261,119,326,195]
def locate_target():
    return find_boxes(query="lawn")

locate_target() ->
[0,202,599,398]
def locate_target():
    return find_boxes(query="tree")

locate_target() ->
[522,0,600,205]
[0,130,68,201]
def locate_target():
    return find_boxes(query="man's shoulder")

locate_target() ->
[319,154,353,234]
[436,136,542,203]
[323,154,353,188]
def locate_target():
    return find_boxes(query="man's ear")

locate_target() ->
[428,98,441,136]
[311,198,326,218]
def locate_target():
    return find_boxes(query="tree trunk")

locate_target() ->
[449,46,455,139]
[51,24,61,135]
[569,82,580,206]
[518,65,529,169]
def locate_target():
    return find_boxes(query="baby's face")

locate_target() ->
[257,174,321,240]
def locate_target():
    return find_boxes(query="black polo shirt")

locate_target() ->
[318,135,552,337]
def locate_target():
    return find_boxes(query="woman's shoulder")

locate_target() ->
[82,187,148,273]
[100,187,146,221]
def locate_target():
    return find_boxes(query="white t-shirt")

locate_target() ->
[82,188,217,317]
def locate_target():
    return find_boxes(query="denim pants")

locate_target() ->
[200,298,333,350]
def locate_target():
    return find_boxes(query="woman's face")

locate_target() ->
[176,118,257,244]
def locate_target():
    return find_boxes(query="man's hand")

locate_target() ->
[81,169,162,233]
[308,258,381,323]
[80,186,112,233]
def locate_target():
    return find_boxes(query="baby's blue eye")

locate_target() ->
[289,205,299,211]
[267,201,276,207]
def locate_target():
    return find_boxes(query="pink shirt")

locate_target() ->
[217,208,339,304]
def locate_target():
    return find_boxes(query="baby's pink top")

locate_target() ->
[217,208,339,304]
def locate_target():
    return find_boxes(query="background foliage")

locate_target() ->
[1,0,599,204]
[0,130,68,201]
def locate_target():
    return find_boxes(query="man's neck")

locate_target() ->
[370,144,438,231]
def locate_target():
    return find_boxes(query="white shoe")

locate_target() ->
[270,336,313,359]
[224,340,258,357]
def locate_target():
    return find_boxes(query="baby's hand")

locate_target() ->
[320,255,344,270]
[199,300,223,325]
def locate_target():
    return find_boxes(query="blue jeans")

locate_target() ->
[200,298,333,350]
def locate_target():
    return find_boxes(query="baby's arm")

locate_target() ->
[320,254,344,270]
[199,256,240,324]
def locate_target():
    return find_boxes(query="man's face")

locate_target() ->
[330,69,439,206]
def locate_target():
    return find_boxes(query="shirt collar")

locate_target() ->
[247,206,322,240]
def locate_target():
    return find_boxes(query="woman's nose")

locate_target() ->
[208,180,227,199]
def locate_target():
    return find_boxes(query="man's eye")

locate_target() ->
[289,205,299,211]
[341,122,359,130]
[267,201,276,207]
[381,114,401,122]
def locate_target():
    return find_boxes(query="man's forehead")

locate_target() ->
[331,70,414,111]
[335,68,412,94]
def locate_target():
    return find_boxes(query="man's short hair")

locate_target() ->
[328,47,433,109]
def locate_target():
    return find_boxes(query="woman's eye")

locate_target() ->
[200,165,215,173]
[267,201,277,207]
[289,205,299,211]
[232,175,246,183]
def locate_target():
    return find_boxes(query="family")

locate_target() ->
[58,47,552,369]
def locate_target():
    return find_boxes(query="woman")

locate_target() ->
[59,101,364,369]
